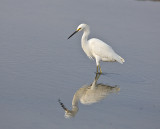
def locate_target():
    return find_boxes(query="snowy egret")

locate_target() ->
[68,23,125,73]
[58,73,120,118]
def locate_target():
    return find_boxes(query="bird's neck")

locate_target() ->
[81,28,90,49]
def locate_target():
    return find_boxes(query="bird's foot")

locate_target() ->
[95,72,102,74]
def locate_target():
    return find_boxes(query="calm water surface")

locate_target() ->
[0,0,160,129]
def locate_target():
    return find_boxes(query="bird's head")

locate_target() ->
[68,23,89,39]
[58,99,78,119]
[77,23,88,31]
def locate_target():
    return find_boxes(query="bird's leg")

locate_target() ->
[96,66,99,73]
[95,73,101,81]
[98,65,102,73]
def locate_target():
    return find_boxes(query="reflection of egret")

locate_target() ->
[68,23,125,73]
[58,74,120,118]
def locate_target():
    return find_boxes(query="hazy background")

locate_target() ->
[0,0,160,129]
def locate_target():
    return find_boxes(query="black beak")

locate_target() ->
[68,30,79,39]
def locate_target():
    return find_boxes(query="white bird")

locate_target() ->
[68,23,125,73]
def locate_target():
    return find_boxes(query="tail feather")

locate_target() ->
[120,57,125,63]
[115,55,125,64]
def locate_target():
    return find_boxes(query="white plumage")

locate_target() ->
[68,23,125,73]
[58,73,120,118]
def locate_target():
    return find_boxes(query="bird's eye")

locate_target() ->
[78,28,81,31]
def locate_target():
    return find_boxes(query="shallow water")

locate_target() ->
[0,0,160,129]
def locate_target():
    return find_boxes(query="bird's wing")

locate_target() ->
[88,38,124,63]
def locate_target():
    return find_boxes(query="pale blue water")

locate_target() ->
[0,0,160,129]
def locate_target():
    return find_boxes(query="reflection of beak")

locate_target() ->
[58,99,68,111]
[68,30,79,39]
